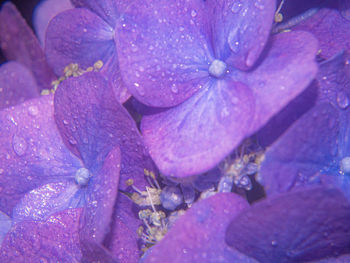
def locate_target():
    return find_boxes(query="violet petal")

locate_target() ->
[54,72,151,190]
[114,0,213,107]
[107,194,142,263]
[45,8,115,76]
[226,187,350,262]
[294,8,350,59]
[12,181,81,223]
[71,0,120,26]
[33,0,73,45]
[0,2,56,90]
[0,61,39,109]
[79,146,121,243]
[0,95,82,216]
[141,80,254,177]
[142,193,252,263]
[80,240,118,263]
[245,30,319,133]
[207,0,275,70]
[0,208,83,262]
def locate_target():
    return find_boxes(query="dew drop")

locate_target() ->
[12,135,27,156]
[340,156,350,174]
[28,105,39,116]
[271,240,277,247]
[171,84,178,94]
[231,1,243,13]
[220,107,230,118]
[228,30,240,53]
[336,91,349,110]
[254,0,264,10]
[134,83,145,96]
[191,10,197,17]
[179,26,185,32]
[68,137,77,145]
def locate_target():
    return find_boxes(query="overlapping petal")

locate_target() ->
[54,72,152,190]
[114,0,213,107]
[0,95,82,215]
[45,8,115,76]
[33,0,73,45]
[294,8,350,59]
[226,187,350,262]
[71,0,120,26]
[141,80,254,177]
[0,208,83,262]
[0,61,39,109]
[207,0,275,70]
[259,51,350,196]
[79,146,120,243]
[243,30,319,133]
[0,2,56,90]
[141,193,251,263]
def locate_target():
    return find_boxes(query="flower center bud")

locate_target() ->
[209,59,227,78]
[75,167,91,186]
[340,156,350,174]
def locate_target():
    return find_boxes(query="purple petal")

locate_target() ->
[0,61,39,109]
[12,181,81,223]
[294,8,350,59]
[107,194,143,262]
[33,0,73,45]
[80,240,118,263]
[0,208,83,262]
[0,2,56,90]
[207,0,275,70]
[0,211,11,244]
[100,52,131,103]
[226,187,350,262]
[0,95,82,216]
[245,30,318,133]
[45,8,115,76]
[142,193,252,263]
[114,0,213,107]
[141,80,254,177]
[79,146,121,243]
[259,51,350,196]
[71,0,120,26]
[54,72,152,190]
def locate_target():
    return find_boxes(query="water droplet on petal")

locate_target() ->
[340,156,350,174]
[228,30,240,53]
[254,0,265,10]
[220,107,230,118]
[179,26,185,32]
[231,1,243,13]
[336,91,349,110]
[12,135,27,156]
[171,84,178,94]
[75,167,91,186]
[28,106,39,116]
[191,10,197,17]
[271,240,277,247]
[134,83,145,96]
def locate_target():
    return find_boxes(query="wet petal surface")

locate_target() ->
[141,193,252,263]
[45,8,115,76]
[114,0,213,107]
[54,72,152,190]
[0,208,83,262]
[0,62,39,109]
[0,95,82,216]
[141,80,254,177]
[226,187,350,263]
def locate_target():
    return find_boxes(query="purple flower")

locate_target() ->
[259,50,350,199]
[114,0,319,177]
[44,0,130,102]
[141,187,350,262]
[0,72,153,260]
